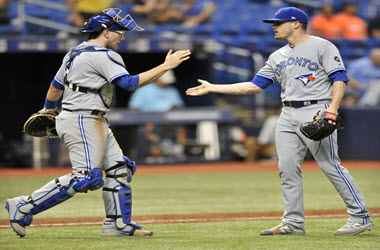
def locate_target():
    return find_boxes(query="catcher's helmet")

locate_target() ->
[80,8,144,33]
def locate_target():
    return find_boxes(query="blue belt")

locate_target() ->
[282,100,318,108]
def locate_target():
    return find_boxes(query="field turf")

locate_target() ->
[1,163,379,249]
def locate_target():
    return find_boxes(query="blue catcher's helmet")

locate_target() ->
[80,8,144,33]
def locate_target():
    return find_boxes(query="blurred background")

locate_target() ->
[0,0,379,168]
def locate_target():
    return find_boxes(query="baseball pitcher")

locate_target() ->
[186,7,373,236]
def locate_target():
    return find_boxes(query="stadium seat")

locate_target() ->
[339,39,369,62]
[368,38,380,49]
[0,0,374,73]
[257,36,287,56]
[0,24,18,35]
[7,1,18,20]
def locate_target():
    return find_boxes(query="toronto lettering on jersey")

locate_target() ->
[275,57,319,76]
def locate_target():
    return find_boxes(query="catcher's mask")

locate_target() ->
[80,8,144,33]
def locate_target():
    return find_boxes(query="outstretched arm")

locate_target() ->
[186,79,263,96]
[137,49,191,88]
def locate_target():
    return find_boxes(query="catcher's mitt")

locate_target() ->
[23,113,59,138]
[300,111,344,141]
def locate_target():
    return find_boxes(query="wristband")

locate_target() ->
[44,97,58,109]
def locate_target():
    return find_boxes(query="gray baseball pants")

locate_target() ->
[275,103,370,229]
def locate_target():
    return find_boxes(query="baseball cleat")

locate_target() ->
[260,222,305,235]
[101,222,153,237]
[5,198,32,237]
[129,229,153,236]
[101,228,153,237]
[334,221,374,236]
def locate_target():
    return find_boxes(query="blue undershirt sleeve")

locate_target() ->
[328,70,349,84]
[251,75,274,89]
[112,74,139,91]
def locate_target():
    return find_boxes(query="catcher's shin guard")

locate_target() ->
[103,185,133,229]
[21,174,79,216]
[102,161,152,236]
[5,174,78,235]
[102,161,136,232]
[19,170,104,217]
[102,185,151,236]
[105,157,136,184]
[72,168,104,192]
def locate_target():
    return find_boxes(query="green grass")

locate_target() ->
[1,218,379,250]
[1,169,379,219]
[0,167,379,249]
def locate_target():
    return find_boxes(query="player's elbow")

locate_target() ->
[246,83,263,94]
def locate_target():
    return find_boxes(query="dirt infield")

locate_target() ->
[1,161,379,228]
[1,209,380,228]
[1,160,379,178]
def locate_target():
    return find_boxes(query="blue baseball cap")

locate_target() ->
[263,7,308,24]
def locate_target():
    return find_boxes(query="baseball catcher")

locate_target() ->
[300,110,344,141]
[6,7,190,238]
[23,109,59,138]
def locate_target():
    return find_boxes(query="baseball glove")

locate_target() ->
[23,113,59,138]
[300,111,344,141]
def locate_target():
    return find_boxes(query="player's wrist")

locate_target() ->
[44,97,58,109]
[326,106,339,114]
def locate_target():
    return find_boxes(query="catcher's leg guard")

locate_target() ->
[72,168,104,192]
[101,162,152,236]
[102,185,151,236]
[6,169,104,237]
[104,185,133,229]
[26,169,103,216]
[19,174,79,217]
[5,174,76,237]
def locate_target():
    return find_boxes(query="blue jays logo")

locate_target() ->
[295,73,316,86]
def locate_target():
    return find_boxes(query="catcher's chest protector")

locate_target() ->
[99,82,114,108]
[64,46,114,108]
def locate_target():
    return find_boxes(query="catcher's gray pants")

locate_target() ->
[16,111,131,229]
[275,103,370,229]
[56,111,124,175]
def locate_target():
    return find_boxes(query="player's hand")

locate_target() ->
[186,79,213,96]
[38,108,60,116]
[163,49,191,70]
[324,107,338,125]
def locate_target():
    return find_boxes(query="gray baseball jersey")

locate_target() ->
[257,36,345,101]
[255,36,370,228]
[11,41,136,233]
[54,41,130,111]
[7,39,138,236]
